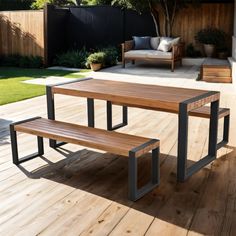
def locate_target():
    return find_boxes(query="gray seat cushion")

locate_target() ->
[125,50,172,59]
[125,50,152,58]
[146,50,172,59]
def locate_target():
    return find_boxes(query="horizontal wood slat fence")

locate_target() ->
[0,10,44,59]
[157,3,234,51]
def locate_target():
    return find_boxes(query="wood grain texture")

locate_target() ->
[202,65,232,83]
[0,10,44,58]
[53,79,219,113]
[156,3,234,52]
[0,74,234,235]
[14,118,159,157]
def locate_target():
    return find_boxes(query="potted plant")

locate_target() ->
[86,52,105,71]
[195,28,226,57]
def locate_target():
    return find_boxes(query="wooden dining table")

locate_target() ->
[46,78,220,182]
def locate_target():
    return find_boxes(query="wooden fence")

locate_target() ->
[0,4,234,63]
[158,3,234,50]
[0,10,44,59]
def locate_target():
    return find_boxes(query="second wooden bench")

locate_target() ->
[10,117,160,201]
[107,103,230,150]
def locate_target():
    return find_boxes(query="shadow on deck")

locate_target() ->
[16,145,236,235]
[0,118,13,146]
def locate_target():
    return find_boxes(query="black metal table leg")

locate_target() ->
[46,86,66,148]
[177,103,189,182]
[46,78,94,148]
[107,101,128,131]
[177,99,219,182]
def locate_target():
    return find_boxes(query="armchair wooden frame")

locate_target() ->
[121,40,184,72]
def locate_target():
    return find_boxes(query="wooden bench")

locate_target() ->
[201,59,232,83]
[10,117,160,201]
[107,103,230,150]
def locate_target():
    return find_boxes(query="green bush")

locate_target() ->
[195,28,226,46]
[0,55,21,67]
[101,46,118,66]
[54,46,119,69]
[31,0,76,9]
[86,52,106,65]
[54,48,89,68]
[0,55,43,68]
[0,0,33,10]
[186,44,202,58]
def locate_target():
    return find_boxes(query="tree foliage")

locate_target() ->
[31,0,77,9]
[112,0,199,37]
[0,0,33,10]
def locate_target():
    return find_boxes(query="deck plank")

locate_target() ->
[0,81,235,236]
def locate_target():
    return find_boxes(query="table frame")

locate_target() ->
[46,78,94,148]
[46,79,220,182]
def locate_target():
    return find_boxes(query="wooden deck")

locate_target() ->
[0,76,236,235]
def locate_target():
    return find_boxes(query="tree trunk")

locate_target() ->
[150,8,160,36]
[149,3,161,36]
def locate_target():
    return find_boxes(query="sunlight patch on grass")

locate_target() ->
[0,67,87,105]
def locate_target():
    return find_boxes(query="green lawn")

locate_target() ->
[0,67,88,105]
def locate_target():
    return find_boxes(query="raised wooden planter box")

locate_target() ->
[201,59,232,83]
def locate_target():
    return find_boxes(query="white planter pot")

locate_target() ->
[204,44,215,58]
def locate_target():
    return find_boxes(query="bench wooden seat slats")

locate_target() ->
[107,103,230,150]
[13,118,159,157]
[10,117,160,201]
[189,107,230,119]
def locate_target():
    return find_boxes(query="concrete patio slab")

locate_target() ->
[86,62,236,94]
[22,76,78,86]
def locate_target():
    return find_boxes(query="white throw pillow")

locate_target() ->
[150,37,160,50]
[158,37,180,52]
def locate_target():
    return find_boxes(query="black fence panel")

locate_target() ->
[45,4,69,65]
[124,10,156,40]
[45,5,156,65]
[66,6,124,50]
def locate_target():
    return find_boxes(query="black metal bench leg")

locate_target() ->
[177,100,219,182]
[217,114,230,150]
[128,146,160,201]
[87,98,95,127]
[107,101,128,131]
[10,125,44,165]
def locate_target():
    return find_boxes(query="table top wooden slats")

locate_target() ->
[52,79,220,112]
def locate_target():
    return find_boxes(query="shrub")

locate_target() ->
[0,54,43,68]
[186,44,202,58]
[86,52,106,65]
[0,54,21,67]
[31,0,76,10]
[54,48,89,68]
[101,46,119,66]
[28,56,44,68]
[195,28,226,46]
[0,0,33,10]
